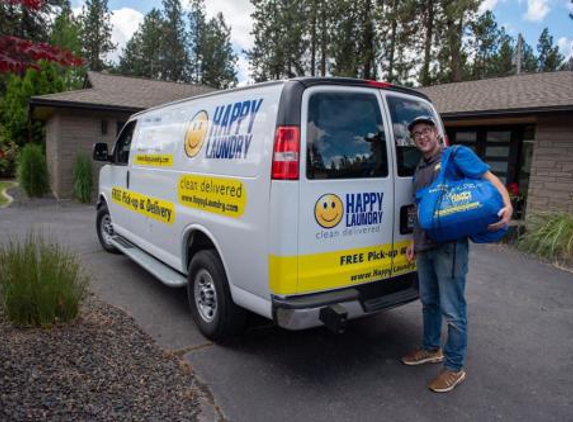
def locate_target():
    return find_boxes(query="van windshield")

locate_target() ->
[306,92,388,180]
[386,95,438,177]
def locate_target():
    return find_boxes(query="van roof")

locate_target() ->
[131,77,430,119]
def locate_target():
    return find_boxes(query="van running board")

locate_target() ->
[110,236,187,288]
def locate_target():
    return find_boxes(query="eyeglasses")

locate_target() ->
[412,127,434,140]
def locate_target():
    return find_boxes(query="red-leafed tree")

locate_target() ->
[0,0,83,74]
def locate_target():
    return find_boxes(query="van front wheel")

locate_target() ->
[96,204,120,254]
[187,250,246,342]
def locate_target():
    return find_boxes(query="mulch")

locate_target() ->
[0,294,203,421]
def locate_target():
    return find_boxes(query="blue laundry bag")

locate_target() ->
[415,146,508,243]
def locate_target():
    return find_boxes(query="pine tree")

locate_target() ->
[161,0,190,82]
[78,0,116,71]
[118,9,164,79]
[50,1,85,89]
[200,13,238,89]
[188,0,207,82]
[521,40,538,73]
[537,27,564,72]
[490,30,514,77]
[469,11,501,79]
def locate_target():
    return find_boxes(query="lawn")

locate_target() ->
[0,181,15,207]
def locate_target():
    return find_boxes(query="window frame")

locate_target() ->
[111,120,137,166]
[303,88,391,181]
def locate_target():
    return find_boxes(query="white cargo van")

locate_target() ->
[93,78,444,341]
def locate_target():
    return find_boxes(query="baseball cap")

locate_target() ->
[408,115,436,132]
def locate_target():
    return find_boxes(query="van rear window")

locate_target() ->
[387,95,438,177]
[306,92,388,180]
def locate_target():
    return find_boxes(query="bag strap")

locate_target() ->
[436,145,460,183]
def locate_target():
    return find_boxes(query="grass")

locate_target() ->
[72,154,93,203]
[0,180,15,207]
[517,210,573,265]
[0,233,89,327]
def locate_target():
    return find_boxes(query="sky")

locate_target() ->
[70,0,573,84]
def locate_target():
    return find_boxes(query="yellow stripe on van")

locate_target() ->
[111,187,175,225]
[134,154,174,167]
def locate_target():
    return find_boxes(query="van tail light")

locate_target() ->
[272,126,300,180]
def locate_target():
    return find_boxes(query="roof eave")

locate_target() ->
[30,97,143,116]
[440,105,573,120]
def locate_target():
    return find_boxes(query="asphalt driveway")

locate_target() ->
[1,202,572,421]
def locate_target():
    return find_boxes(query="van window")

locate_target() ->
[113,120,137,165]
[306,92,388,179]
[387,96,437,177]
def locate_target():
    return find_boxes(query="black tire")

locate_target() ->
[187,249,246,342]
[96,203,120,254]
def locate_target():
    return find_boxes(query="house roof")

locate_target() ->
[30,71,216,115]
[417,71,573,119]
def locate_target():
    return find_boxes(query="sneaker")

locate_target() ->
[429,369,467,393]
[401,348,445,366]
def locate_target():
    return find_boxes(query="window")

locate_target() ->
[113,120,137,165]
[387,95,437,177]
[306,92,388,179]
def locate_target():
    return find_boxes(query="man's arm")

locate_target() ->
[483,171,513,231]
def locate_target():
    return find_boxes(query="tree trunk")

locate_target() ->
[420,0,434,86]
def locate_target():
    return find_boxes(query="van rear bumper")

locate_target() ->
[271,272,419,330]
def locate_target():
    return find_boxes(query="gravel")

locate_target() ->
[0,294,203,421]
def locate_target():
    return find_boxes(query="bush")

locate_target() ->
[72,153,93,203]
[0,126,19,177]
[518,210,573,264]
[17,143,49,197]
[0,233,89,327]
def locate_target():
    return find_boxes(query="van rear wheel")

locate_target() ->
[187,249,246,342]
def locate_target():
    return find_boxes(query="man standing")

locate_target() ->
[401,116,512,393]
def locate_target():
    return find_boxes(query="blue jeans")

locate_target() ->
[416,239,469,371]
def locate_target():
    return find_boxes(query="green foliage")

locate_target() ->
[0,61,66,147]
[518,211,573,264]
[0,233,89,327]
[72,153,93,203]
[79,0,116,71]
[200,13,238,89]
[17,143,49,197]
[118,8,164,79]
[0,126,19,177]
[537,28,565,72]
[160,0,190,82]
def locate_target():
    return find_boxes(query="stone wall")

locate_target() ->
[46,110,132,199]
[526,114,573,215]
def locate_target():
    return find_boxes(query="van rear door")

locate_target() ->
[293,86,396,296]
[382,93,444,277]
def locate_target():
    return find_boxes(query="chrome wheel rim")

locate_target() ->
[194,269,217,322]
[101,214,114,245]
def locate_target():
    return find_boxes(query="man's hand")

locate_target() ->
[406,241,416,262]
[488,205,513,231]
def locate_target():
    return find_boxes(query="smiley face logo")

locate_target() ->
[315,194,344,229]
[185,110,209,158]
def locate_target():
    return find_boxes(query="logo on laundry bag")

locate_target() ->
[314,194,344,228]
[184,110,209,158]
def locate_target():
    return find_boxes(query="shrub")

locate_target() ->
[0,126,20,178]
[72,153,93,203]
[518,210,573,264]
[0,233,89,327]
[17,143,49,197]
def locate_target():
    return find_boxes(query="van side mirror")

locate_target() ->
[93,143,110,162]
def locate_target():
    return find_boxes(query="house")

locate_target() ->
[418,71,573,218]
[30,72,215,199]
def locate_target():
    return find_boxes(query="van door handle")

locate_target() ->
[400,204,415,234]
[126,170,130,189]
